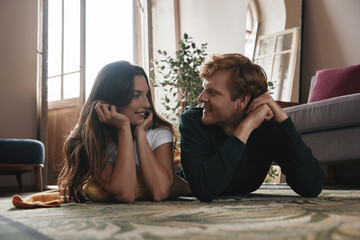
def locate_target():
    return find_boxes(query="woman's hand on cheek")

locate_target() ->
[134,111,153,138]
[140,110,153,130]
[95,101,130,129]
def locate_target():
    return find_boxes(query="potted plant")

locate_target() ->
[151,33,208,121]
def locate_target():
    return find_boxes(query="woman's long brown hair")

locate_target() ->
[58,61,174,202]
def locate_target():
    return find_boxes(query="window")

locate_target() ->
[48,0,82,103]
[254,27,300,101]
[85,0,134,98]
[47,0,136,106]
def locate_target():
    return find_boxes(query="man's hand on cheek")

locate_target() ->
[233,104,273,143]
[247,93,288,123]
[244,104,274,130]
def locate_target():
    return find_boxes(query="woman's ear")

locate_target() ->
[236,95,250,110]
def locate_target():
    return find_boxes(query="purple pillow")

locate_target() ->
[308,64,360,103]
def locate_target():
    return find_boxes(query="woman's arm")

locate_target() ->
[135,112,174,201]
[95,101,137,203]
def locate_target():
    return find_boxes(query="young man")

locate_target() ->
[179,53,324,202]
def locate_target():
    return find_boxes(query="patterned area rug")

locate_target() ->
[1,185,359,240]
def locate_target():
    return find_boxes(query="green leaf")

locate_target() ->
[153,33,208,117]
[180,43,186,50]
[175,101,181,109]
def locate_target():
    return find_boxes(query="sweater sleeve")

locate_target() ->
[179,110,246,202]
[272,117,324,197]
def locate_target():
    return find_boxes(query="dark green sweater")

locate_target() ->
[179,108,324,202]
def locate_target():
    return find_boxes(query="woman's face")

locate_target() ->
[118,75,151,126]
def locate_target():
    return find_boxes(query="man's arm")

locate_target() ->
[179,109,246,202]
[234,103,274,143]
[271,118,324,197]
[247,93,323,196]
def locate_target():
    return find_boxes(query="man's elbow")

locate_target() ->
[197,195,214,202]
[295,176,323,198]
[192,187,215,202]
[186,179,216,202]
[303,171,324,197]
[299,186,322,198]
[303,181,323,197]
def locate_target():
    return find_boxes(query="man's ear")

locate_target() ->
[236,95,251,110]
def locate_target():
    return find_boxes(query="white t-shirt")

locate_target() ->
[107,127,173,166]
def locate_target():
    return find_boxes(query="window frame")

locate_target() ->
[254,27,300,101]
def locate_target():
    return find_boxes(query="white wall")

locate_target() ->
[152,0,178,119]
[0,0,38,188]
[179,0,248,55]
[0,0,38,139]
[257,0,286,35]
[301,0,360,101]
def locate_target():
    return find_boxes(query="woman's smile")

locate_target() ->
[135,111,147,118]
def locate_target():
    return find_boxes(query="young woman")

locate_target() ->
[58,61,176,203]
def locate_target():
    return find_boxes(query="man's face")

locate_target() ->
[198,70,241,128]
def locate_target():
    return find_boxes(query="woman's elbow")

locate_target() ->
[152,186,171,202]
[109,186,136,203]
[152,175,174,202]
[115,192,136,203]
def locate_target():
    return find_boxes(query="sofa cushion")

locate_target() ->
[308,64,360,103]
[284,93,360,133]
[0,139,45,164]
[301,127,360,163]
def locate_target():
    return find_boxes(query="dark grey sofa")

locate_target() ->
[283,76,360,183]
